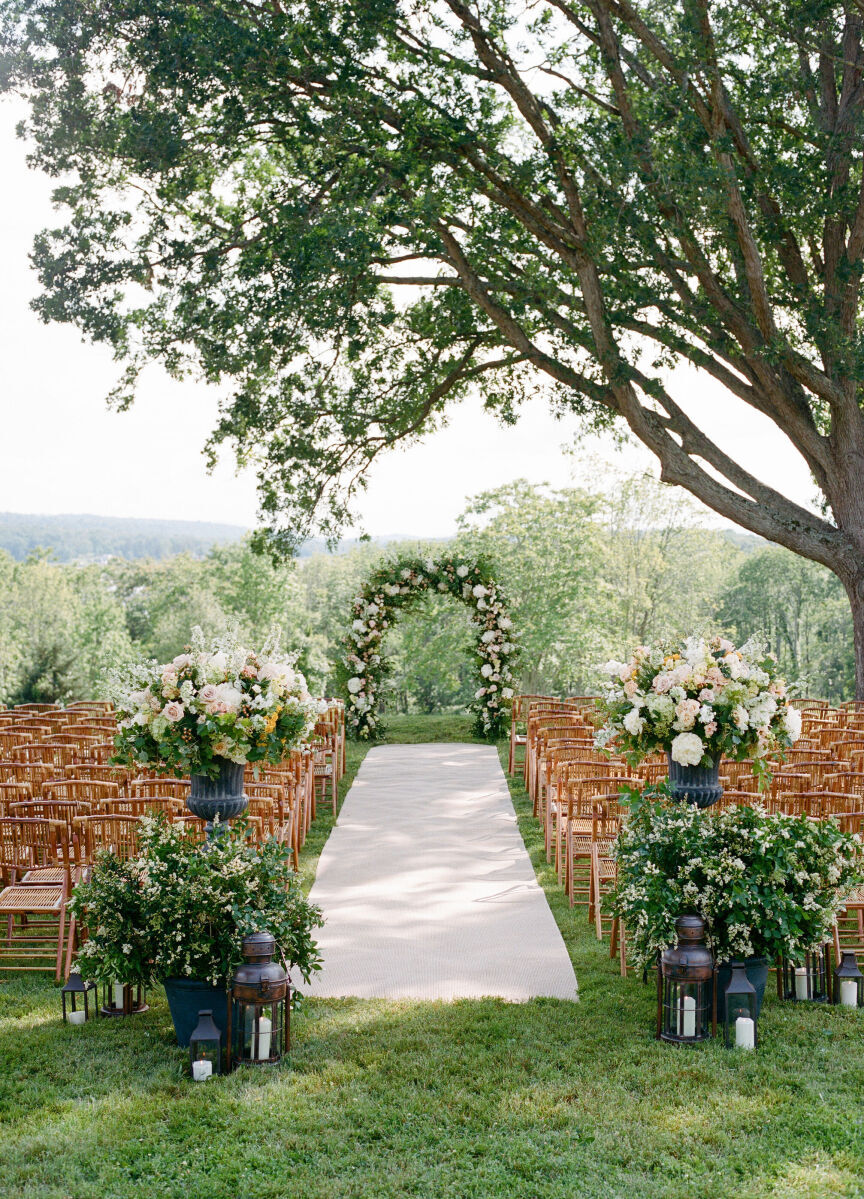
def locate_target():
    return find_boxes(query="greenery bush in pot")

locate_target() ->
[69,817,323,1044]
[610,787,863,997]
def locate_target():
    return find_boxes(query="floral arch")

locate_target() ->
[342,551,518,741]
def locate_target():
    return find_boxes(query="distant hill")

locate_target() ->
[0,514,447,563]
[0,513,248,562]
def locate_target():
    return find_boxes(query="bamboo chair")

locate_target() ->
[833,887,864,966]
[564,794,621,908]
[591,840,618,940]
[101,796,181,819]
[72,815,141,869]
[0,817,73,980]
[10,799,92,839]
[129,777,190,800]
[44,778,121,808]
[0,760,54,796]
[0,781,34,806]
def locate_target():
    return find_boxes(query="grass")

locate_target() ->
[1,713,863,1198]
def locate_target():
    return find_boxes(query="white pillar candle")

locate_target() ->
[68,1010,86,1026]
[841,979,859,1007]
[735,1017,755,1049]
[112,983,126,1010]
[679,995,696,1038]
[192,1060,213,1082]
[256,1014,272,1060]
[794,967,809,1001]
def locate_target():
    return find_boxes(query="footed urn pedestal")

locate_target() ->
[666,755,723,808]
[187,757,248,839]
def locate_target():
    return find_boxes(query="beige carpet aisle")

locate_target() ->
[302,743,579,1001]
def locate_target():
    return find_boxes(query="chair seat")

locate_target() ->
[20,866,67,885]
[0,884,64,913]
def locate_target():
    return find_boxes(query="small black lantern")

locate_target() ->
[227,932,290,1069]
[100,981,149,1018]
[833,950,864,1008]
[189,1009,222,1080]
[777,945,831,1003]
[61,972,96,1024]
[721,963,758,1049]
[657,915,714,1044]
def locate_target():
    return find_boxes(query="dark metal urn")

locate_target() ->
[187,756,247,838]
[667,754,723,808]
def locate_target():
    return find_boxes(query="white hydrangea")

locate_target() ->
[784,705,803,742]
[623,708,645,736]
[472,584,487,598]
[346,677,363,694]
[670,732,705,766]
[457,565,470,578]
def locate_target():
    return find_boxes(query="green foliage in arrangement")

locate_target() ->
[611,788,864,971]
[69,817,323,989]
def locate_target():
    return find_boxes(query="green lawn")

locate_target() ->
[1,714,863,1198]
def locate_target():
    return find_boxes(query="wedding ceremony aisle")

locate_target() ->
[304,743,579,1000]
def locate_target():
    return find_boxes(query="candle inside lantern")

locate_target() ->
[794,967,808,1001]
[256,1014,272,1060]
[735,1017,755,1048]
[68,1010,86,1026]
[192,1059,213,1082]
[679,995,696,1038]
[112,982,125,1010]
[840,978,859,1007]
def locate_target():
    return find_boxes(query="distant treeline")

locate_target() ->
[0,513,247,562]
[0,512,427,563]
[0,475,852,709]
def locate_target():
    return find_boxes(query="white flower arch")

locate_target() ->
[342,551,518,740]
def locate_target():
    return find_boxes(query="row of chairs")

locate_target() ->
[508,693,864,979]
[0,697,347,982]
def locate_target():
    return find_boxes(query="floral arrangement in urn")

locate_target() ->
[595,634,801,782]
[343,551,517,740]
[110,627,320,778]
[610,789,862,970]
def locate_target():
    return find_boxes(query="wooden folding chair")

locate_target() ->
[0,817,73,980]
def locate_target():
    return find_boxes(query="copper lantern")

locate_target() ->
[227,932,290,1069]
[657,915,714,1044]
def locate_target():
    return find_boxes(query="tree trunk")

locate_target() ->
[842,575,864,701]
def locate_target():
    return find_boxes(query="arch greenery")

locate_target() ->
[342,551,518,741]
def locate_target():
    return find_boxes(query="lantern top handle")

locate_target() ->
[675,915,707,942]
[241,931,277,961]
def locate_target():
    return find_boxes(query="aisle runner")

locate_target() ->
[303,744,579,1001]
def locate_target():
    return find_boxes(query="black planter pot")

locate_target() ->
[715,957,769,1022]
[187,756,247,838]
[667,754,723,808]
[163,977,229,1047]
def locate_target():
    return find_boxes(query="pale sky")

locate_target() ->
[0,100,817,539]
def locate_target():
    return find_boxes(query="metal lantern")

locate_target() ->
[61,972,96,1024]
[777,945,831,1003]
[226,932,290,1069]
[833,950,864,1008]
[657,914,715,1044]
[100,981,148,1018]
[721,963,758,1049]
[189,1009,222,1080]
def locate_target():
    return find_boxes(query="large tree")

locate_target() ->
[4,1,864,686]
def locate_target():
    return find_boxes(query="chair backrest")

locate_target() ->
[129,777,190,799]
[73,816,141,863]
[9,799,91,834]
[102,796,180,818]
[44,778,121,806]
[0,816,67,877]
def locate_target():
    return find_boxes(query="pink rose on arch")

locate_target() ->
[704,721,718,736]
[199,684,217,704]
[624,679,638,698]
